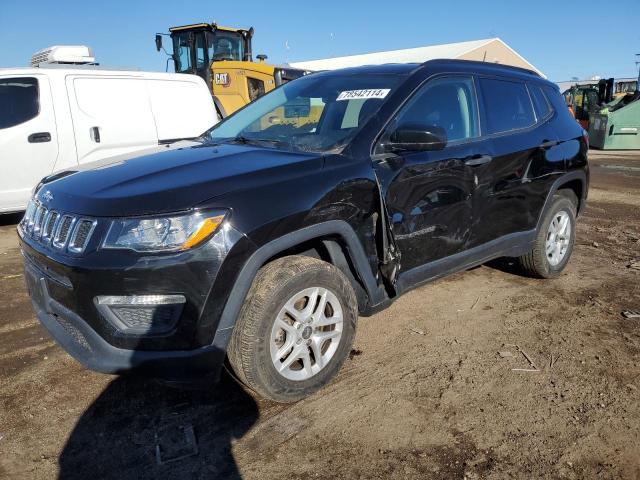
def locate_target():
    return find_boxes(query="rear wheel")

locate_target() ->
[228,255,358,403]
[518,192,577,278]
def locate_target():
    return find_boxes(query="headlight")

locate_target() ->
[103,211,226,252]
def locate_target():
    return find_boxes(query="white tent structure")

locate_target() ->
[290,38,545,77]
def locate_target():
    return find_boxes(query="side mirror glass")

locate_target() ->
[155,34,163,52]
[386,124,447,152]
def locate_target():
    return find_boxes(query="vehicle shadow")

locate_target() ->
[0,213,22,227]
[484,257,524,276]
[58,370,259,479]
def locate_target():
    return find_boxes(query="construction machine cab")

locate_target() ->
[159,24,253,90]
[157,22,309,119]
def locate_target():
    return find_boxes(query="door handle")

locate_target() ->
[28,132,51,143]
[464,154,492,166]
[90,126,101,143]
[539,139,559,149]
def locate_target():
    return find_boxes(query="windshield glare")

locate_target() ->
[205,73,403,152]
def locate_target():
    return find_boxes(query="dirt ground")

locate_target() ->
[1,150,639,479]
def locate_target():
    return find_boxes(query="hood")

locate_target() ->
[36,142,323,217]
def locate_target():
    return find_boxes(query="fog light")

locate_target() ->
[95,295,186,335]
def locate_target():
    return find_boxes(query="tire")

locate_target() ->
[518,192,577,278]
[228,255,358,403]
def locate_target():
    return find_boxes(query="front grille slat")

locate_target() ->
[53,215,75,249]
[43,211,59,241]
[68,219,96,253]
[20,199,96,255]
[33,206,48,239]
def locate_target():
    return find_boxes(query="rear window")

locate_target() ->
[529,84,553,119]
[0,77,39,129]
[480,78,535,134]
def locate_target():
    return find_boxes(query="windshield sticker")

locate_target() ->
[336,89,390,101]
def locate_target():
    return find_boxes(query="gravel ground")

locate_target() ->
[0,150,639,479]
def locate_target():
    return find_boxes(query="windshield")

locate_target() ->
[204,73,403,152]
[209,31,245,62]
[172,30,245,74]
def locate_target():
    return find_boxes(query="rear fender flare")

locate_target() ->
[535,170,587,232]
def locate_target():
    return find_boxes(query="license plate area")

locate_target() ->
[24,260,50,313]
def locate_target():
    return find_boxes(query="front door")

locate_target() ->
[374,75,487,271]
[0,75,58,212]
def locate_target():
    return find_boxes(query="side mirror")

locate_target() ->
[155,34,163,52]
[386,124,447,152]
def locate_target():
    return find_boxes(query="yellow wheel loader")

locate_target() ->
[155,23,309,119]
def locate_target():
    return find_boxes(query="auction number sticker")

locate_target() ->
[336,89,390,101]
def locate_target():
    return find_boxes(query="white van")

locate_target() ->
[0,49,217,213]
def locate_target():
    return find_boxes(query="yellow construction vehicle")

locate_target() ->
[155,23,309,119]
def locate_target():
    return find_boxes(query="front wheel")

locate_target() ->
[228,255,358,403]
[518,193,577,278]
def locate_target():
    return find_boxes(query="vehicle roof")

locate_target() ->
[315,59,548,84]
[169,23,249,33]
[313,63,420,76]
[0,65,205,81]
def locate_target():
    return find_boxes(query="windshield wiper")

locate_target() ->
[159,136,203,145]
[223,136,291,148]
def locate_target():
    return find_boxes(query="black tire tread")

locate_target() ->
[227,255,357,402]
[517,191,578,278]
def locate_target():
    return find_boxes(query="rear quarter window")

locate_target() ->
[528,84,553,119]
[542,84,573,115]
[0,77,39,129]
[479,78,535,135]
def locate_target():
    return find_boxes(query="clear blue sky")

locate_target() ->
[1,0,639,82]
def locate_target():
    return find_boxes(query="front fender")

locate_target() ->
[209,220,386,352]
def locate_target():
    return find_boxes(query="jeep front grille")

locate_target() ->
[20,199,96,254]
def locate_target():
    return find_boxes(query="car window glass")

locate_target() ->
[207,73,402,152]
[480,78,535,134]
[391,76,479,143]
[0,77,39,129]
[543,85,569,113]
[529,84,552,120]
[195,33,206,69]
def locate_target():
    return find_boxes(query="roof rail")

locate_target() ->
[420,58,541,77]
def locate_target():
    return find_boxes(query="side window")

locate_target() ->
[528,84,553,120]
[391,76,479,143]
[195,33,206,69]
[480,78,535,134]
[0,77,39,129]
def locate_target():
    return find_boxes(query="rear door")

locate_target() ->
[0,75,58,212]
[66,76,158,164]
[374,75,490,271]
[469,76,560,246]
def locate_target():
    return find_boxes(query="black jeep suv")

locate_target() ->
[19,60,588,402]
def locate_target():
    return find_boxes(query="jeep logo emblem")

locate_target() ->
[42,191,54,202]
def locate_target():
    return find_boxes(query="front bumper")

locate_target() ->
[23,249,231,380]
[19,218,252,379]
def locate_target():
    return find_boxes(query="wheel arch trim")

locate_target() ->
[535,170,587,232]
[211,220,382,350]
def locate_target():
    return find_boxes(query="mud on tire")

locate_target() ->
[518,191,578,278]
[227,255,358,403]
